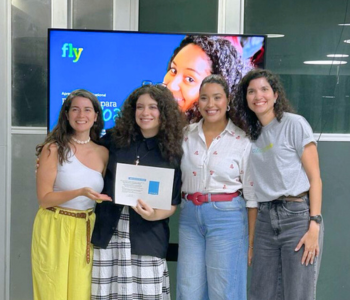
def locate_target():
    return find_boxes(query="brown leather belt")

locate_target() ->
[182,191,240,206]
[278,192,308,202]
[46,207,94,264]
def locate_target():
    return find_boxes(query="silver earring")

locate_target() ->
[227,105,230,112]
[198,107,201,112]
[274,99,277,104]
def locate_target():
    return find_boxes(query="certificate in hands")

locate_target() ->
[114,163,175,210]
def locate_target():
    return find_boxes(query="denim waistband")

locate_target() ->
[260,196,309,208]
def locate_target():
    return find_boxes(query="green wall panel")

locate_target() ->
[139,0,218,33]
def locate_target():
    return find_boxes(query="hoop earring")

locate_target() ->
[226,105,230,112]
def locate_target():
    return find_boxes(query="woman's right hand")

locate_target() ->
[81,187,112,202]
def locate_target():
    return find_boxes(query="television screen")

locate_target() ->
[48,29,266,133]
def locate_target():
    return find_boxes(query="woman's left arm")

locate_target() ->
[295,142,322,266]
[99,145,109,177]
[248,207,258,266]
[241,140,258,266]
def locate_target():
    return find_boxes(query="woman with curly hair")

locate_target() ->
[32,89,111,300]
[163,35,253,123]
[91,84,184,299]
[233,69,324,300]
[177,74,257,299]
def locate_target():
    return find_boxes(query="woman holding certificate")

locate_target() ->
[177,74,258,300]
[91,84,184,299]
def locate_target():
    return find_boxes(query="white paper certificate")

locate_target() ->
[114,163,175,210]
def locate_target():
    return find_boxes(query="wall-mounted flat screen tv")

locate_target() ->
[48,29,266,133]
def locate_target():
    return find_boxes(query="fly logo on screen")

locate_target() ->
[61,43,83,63]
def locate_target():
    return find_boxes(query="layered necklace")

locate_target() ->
[71,136,91,145]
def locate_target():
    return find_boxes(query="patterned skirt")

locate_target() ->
[91,206,171,300]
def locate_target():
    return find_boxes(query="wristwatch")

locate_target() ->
[310,215,323,224]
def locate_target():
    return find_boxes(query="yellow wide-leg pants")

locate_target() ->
[31,207,95,300]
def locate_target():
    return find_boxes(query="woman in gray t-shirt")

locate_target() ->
[233,69,323,300]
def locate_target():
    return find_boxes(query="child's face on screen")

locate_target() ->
[163,44,212,112]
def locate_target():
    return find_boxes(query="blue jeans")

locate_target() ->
[249,197,324,300]
[177,195,248,300]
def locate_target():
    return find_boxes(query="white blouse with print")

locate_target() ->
[181,119,257,208]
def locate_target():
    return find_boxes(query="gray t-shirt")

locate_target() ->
[250,112,316,202]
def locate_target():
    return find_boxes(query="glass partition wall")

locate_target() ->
[245,0,350,135]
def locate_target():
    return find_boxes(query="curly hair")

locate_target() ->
[232,69,294,140]
[111,85,185,167]
[36,89,104,164]
[167,35,253,122]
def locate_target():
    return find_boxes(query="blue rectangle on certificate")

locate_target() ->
[148,181,160,195]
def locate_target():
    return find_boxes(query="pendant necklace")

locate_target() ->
[135,156,140,165]
[135,140,150,165]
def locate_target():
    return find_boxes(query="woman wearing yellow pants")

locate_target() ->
[32,89,111,300]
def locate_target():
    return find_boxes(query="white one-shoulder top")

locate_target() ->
[53,150,104,210]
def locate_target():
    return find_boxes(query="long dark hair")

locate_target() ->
[167,35,252,122]
[233,69,294,140]
[112,85,184,166]
[36,89,104,164]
